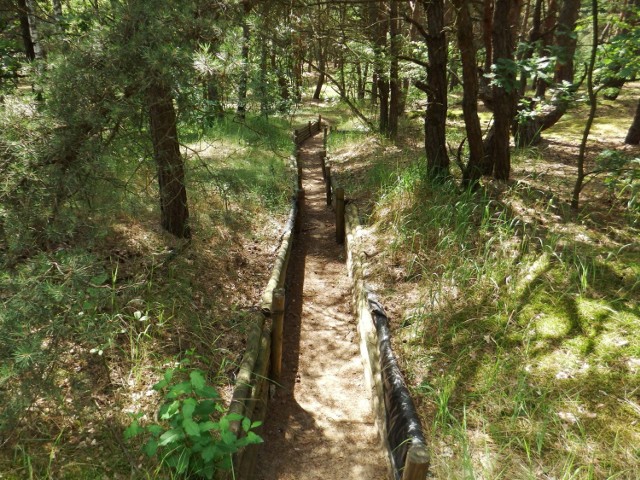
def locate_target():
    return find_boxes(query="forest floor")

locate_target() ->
[254,133,389,479]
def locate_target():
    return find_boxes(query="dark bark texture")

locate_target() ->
[422,0,450,177]
[625,98,640,144]
[454,0,485,186]
[148,81,191,239]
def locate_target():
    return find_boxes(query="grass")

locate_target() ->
[0,98,295,478]
[329,89,640,479]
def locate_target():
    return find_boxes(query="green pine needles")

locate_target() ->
[125,367,262,479]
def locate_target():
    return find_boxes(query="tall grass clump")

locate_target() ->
[355,153,640,479]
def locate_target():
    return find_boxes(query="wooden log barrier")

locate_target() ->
[325,166,332,206]
[295,189,305,234]
[320,151,327,180]
[270,289,285,384]
[323,126,328,148]
[335,187,345,244]
[402,445,430,480]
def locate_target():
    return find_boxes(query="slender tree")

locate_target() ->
[421,0,449,177]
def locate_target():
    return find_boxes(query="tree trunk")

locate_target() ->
[535,0,558,98]
[259,37,269,115]
[375,1,389,134]
[205,78,224,123]
[148,81,191,239]
[554,0,581,84]
[25,0,44,60]
[423,0,450,177]
[625,98,640,144]
[236,20,250,119]
[17,0,35,60]
[571,0,599,210]
[491,0,518,181]
[388,0,400,140]
[454,0,485,186]
[313,44,325,100]
[483,0,494,73]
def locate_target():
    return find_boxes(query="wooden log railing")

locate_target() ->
[293,115,323,145]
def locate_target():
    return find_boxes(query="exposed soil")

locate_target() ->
[255,134,388,479]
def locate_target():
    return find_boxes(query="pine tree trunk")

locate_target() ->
[625,98,640,144]
[148,81,191,239]
[423,0,450,177]
[388,0,400,140]
[313,45,325,100]
[25,0,44,60]
[375,1,389,134]
[454,0,485,186]
[554,0,581,84]
[491,0,517,181]
[236,21,250,119]
[17,0,35,60]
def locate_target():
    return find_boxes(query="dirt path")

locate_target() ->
[254,134,388,479]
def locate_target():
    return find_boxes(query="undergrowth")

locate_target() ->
[332,109,639,479]
[0,100,293,478]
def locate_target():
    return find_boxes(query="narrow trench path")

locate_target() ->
[254,134,388,479]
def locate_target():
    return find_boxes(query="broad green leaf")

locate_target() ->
[198,384,220,399]
[143,438,158,457]
[167,381,192,399]
[190,370,206,391]
[182,397,197,421]
[183,418,200,437]
[201,445,221,462]
[158,428,184,446]
[164,368,174,382]
[160,400,180,420]
[251,421,262,429]
[153,379,168,391]
[147,424,164,437]
[221,430,236,445]
[224,413,244,422]
[246,431,263,445]
[123,420,141,439]
[194,400,217,417]
[199,421,218,432]
[242,417,251,433]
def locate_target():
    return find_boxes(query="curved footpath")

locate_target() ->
[254,134,388,479]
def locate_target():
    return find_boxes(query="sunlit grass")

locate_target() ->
[328,95,640,478]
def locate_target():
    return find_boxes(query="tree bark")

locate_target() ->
[388,0,400,140]
[554,0,581,84]
[17,0,35,60]
[483,0,494,73]
[491,0,518,181]
[236,20,250,119]
[375,1,390,134]
[313,44,326,100]
[454,0,485,186]
[571,0,599,210]
[422,0,450,178]
[148,81,191,239]
[25,0,44,60]
[625,98,640,144]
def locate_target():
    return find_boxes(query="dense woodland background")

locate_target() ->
[0,0,639,478]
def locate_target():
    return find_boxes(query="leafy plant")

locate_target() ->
[125,367,262,479]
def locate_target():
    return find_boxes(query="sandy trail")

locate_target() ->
[254,134,388,479]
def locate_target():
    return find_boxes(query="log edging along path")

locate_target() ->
[225,117,429,479]
[325,131,430,480]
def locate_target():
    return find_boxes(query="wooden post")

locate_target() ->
[295,188,305,234]
[402,445,430,480]
[335,187,345,244]
[320,152,326,180]
[325,166,332,206]
[297,165,303,189]
[270,289,285,384]
[323,126,328,147]
[308,120,311,135]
